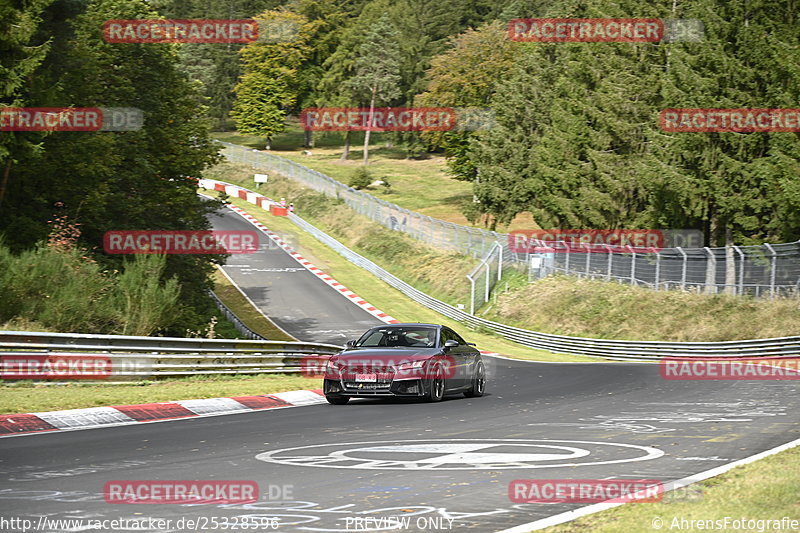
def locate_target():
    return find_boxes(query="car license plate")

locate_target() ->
[355,373,377,382]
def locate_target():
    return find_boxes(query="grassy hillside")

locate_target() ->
[204,161,476,307]
[486,275,800,341]
[205,160,800,342]
[212,128,538,230]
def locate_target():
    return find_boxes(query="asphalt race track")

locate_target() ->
[1,359,799,532]
[207,205,384,344]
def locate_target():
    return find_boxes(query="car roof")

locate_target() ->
[368,323,442,328]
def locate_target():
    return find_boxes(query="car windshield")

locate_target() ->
[356,327,437,348]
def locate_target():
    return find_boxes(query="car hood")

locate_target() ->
[336,348,440,364]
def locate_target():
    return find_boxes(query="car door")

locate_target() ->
[441,327,469,389]
[453,330,480,386]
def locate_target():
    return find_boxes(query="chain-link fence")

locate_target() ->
[466,242,506,314]
[219,142,800,299]
[220,142,502,258]
[526,240,800,298]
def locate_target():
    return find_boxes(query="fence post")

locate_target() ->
[485,264,491,303]
[764,243,777,299]
[676,247,687,289]
[627,245,636,286]
[733,245,745,295]
[584,244,590,277]
[606,245,613,280]
[704,247,717,294]
[468,275,475,315]
[654,249,661,290]
[497,243,503,281]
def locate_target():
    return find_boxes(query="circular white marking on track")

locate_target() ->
[255,439,664,470]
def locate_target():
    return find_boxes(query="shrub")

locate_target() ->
[348,167,373,190]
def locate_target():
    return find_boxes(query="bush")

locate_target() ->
[348,167,373,190]
[0,240,180,335]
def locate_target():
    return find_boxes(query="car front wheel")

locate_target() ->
[426,364,445,402]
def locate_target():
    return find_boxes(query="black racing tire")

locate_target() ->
[426,364,445,402]
[326,395,350,405]
[464,360,486,398]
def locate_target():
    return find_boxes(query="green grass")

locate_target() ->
[204,186,594,363]
[212,126,538,230]
[205,161,800,343]
[0,374,321,414]
[541,443,800,532]
[486,275,800,342]
[212,268,295,341]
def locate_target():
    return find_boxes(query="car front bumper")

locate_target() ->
[324,378,426,398]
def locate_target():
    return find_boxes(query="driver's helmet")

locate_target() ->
[386,331,406,346]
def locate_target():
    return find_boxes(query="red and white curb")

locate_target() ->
[1,354,504,438]
[199,178,399,325]
[0,389,327,437]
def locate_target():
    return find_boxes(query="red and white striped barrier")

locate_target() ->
[0,389,328,437]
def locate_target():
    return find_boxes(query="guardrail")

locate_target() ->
[198,178,800,361]
[208,290,266,341]
[0,331,341,379]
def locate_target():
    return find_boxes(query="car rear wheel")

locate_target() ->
[326,396,349,405]
[426,364,445,402]
[464,361,485,398]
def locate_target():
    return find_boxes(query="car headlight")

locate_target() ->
[396,360,425,371]
[326,358,341,372]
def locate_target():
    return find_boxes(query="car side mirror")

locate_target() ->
[443,339,459,351]
[345,340,357,349]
